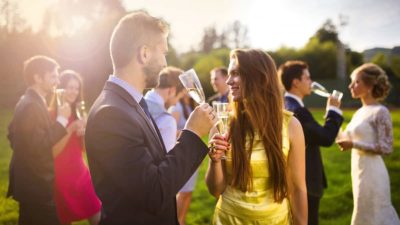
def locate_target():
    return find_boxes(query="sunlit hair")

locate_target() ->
[353,63,391,101]
[110,10,169,69]
[229,49,287,202]
[157,66,184,93]
[23,55,59,86]
[50,70,83,117]
[211,67,228,77]
[278,60,308,91]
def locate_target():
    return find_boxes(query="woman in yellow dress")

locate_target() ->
[206,49,308,225]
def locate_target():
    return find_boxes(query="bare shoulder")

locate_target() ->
[288,116,304,141]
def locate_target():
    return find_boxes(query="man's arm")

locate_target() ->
[11,103,67,156]
[294,108,343,147]
[86,106,208,214]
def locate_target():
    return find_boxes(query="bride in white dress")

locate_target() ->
[337,63,400,225]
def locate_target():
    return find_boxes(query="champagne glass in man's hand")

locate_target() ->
[179,69,206,104]
[311,81,343,101]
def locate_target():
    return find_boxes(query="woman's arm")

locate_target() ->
[205,128,229,198]
[337,107,393,155]
[287,117,308,225]
[52,120,83,157]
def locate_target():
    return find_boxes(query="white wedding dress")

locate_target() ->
[345,104,400,225]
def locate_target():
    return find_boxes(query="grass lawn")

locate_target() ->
[0,108,399,225]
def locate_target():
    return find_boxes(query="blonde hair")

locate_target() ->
[354,63,391,100]
[110,10,169,69]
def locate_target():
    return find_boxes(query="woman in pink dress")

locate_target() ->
[51,70,101,225]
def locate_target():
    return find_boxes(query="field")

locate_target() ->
[0,108,399,225]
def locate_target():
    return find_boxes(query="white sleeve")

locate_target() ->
[353,107,393,155]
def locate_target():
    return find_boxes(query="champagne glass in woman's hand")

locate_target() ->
[179,69,206,104]
[75,101,88,121]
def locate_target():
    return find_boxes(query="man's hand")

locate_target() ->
[185,103,218,137]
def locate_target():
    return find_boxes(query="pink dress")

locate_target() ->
[54,116,101,224]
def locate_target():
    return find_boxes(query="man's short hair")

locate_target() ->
[110,10,169,69]
[157,66,184,93]
[211,67,228,77]
[278,60,308,91]
[23,55,59,86]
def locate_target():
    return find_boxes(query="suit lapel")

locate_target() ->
[104,82,165,151]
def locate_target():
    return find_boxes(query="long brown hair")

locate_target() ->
[229,49,287,202]
[49,70,84,118]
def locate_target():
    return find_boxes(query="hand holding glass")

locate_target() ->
[178,69,206,104]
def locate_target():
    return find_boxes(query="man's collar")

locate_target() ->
[285,92,304,107]
[108,75,143,103]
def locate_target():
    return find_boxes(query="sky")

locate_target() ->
[15,0,400,53]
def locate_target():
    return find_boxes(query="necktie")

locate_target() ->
[139,98,166,151]
[139,98,153,121]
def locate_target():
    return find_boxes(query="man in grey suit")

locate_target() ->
[85,11,217,225]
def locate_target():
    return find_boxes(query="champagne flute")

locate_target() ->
[213,102,229,134]
[212,102,229,160]
[75,101,87,120]
[311,82,343,101]
[55,89,65,107]
[178,69,206,104]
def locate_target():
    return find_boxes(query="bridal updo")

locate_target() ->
[355,63,391,100]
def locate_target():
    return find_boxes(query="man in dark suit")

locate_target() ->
[7,55,71,225]
[85,11,217,225]
[207,67,229,105]
[278,61,343,225]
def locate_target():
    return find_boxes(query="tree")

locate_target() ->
[230,20,248,48]
[199,26,218,53]
[314,19,338,44]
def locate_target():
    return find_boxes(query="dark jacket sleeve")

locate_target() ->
[294,108,343,147]
[9,102,66,156]
[85,106,208,214]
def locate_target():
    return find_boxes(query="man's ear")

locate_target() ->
[291,78,300,88]
[138,45,151,64]
[33,73,42,85]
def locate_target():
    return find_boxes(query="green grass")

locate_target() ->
[0,108,399,225]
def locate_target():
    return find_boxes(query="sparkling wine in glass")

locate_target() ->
[311,82,343,101]
[179,69,206,104]
[311,82,330,97]
[213,102,229,134]
[55,89,65,107]
[75,101,87,120]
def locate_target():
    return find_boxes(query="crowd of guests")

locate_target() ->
[6,10,399,225]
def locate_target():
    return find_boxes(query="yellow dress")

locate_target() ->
[212,111,293,225]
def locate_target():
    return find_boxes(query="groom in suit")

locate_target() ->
[7,55,71,225]
[85,11,217,225]
[278,61,343,225]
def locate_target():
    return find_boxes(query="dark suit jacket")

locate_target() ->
[284,96,343,197]
[85,82,208,225]
[7,88,67,204]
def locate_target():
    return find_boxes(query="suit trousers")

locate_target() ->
[19,202,60,225]
[307,194,321,225]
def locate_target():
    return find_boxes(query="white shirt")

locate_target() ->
[144,90,177,152]
[284,92,342,115]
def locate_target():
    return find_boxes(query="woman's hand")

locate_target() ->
[208,133,230,163]
[67,119,86,136]
[336,140,353,151]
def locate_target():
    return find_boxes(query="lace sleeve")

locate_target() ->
[353,107,393,155]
